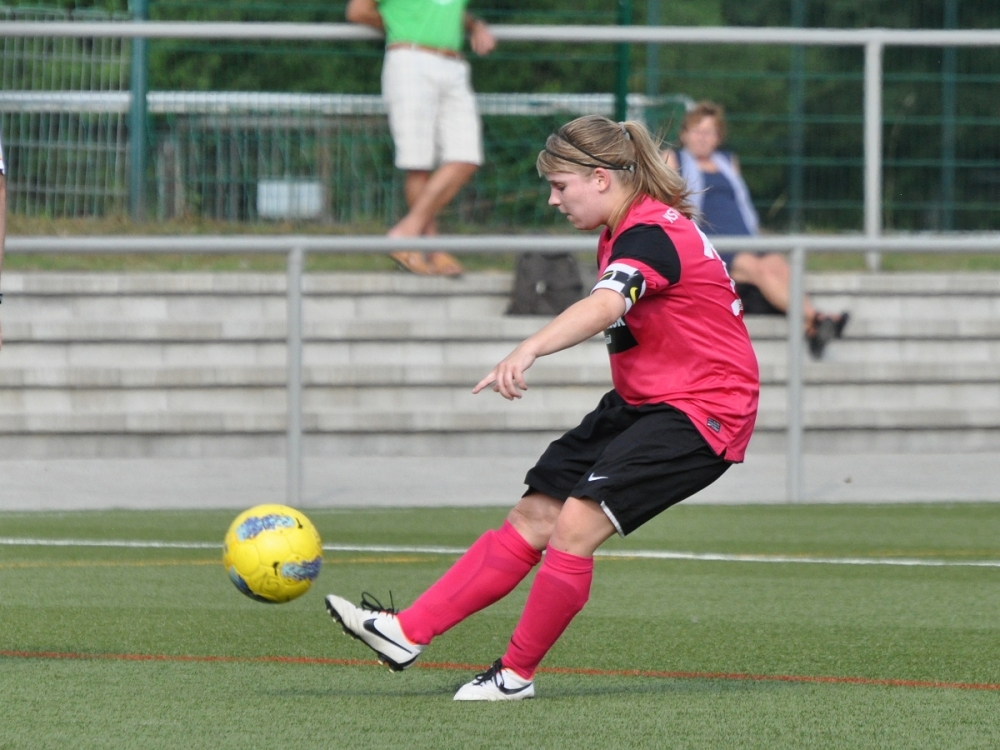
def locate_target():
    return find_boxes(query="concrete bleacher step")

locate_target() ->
[8,271,1000,321]
[6,320,1000,365]
[2,361,999,388]
[3,404,998,430]
[1,270,999,457]
[8,316,1000,341]
[1,380,997,413]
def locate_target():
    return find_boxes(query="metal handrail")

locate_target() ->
[0,91,692,117]
[1,22,1000,46]
[8,233,1000,254]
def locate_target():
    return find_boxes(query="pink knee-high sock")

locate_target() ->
[502,545,593,680]
[397,521,541,645]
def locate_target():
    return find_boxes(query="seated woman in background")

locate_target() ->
[664,100,848,359]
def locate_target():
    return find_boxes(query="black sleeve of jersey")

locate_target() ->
[609,224,681,285]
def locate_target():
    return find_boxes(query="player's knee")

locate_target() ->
[547,497,616,557]
[507,494,561,550]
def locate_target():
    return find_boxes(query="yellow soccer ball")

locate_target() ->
[222,504,323,603]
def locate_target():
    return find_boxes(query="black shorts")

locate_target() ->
[524,390,732,537]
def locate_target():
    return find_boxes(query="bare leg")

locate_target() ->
[403,173,467,274]
[729,252,817,331]
[547,496,616,557]
[388,164,475,275]
[386,171,434,274]
[402,170,432,230]
[506,492,615,557]
[389,161,478,238]
[506,492,564,551]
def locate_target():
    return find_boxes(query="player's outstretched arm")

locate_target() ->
[474,289,625,400]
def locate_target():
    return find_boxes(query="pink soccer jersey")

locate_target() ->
[593,196,760,462]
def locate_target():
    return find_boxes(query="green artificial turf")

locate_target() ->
[2,504,1000,749]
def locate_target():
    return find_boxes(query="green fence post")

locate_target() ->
[645,0,659,101]
[615,0,632,122]
[788,0,806,231]
[129,0,149,220]
[941,0,958,230]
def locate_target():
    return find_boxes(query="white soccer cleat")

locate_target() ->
[324,593,423,672]
[453,659,535,701]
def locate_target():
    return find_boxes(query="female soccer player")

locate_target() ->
[325,114,760,701]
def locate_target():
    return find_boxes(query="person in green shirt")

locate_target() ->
[346,0,496,276]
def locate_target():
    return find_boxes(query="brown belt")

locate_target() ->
[386,42,463,60]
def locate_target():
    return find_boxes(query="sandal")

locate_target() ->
[390,251,433,275]
[426,251,464,277]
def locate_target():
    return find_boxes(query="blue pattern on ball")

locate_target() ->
[281,557,322,581]
[228,567,274,603]
[236,513,296,541]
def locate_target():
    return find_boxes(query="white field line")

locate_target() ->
[2,537,1000,568]
[0,538,218,549]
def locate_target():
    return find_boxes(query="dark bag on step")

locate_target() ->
[506,253,585,316]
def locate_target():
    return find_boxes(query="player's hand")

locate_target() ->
[473,344,536,400]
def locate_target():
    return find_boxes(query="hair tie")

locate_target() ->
[619,121,630,140]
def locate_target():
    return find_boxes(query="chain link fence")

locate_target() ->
[1,4,130,217]
[147,92,688,226]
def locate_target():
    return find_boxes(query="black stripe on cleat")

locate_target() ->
[376,653,409,672]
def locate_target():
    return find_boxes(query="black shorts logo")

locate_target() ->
[605,318,638,354]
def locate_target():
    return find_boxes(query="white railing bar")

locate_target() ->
[7,234,1000,254]
[1,23,1000,47]
[493,27,1000,47]
[0,90,689,117]
[0,21,381,40]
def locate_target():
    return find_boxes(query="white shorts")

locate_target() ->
[381,47,484,171]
